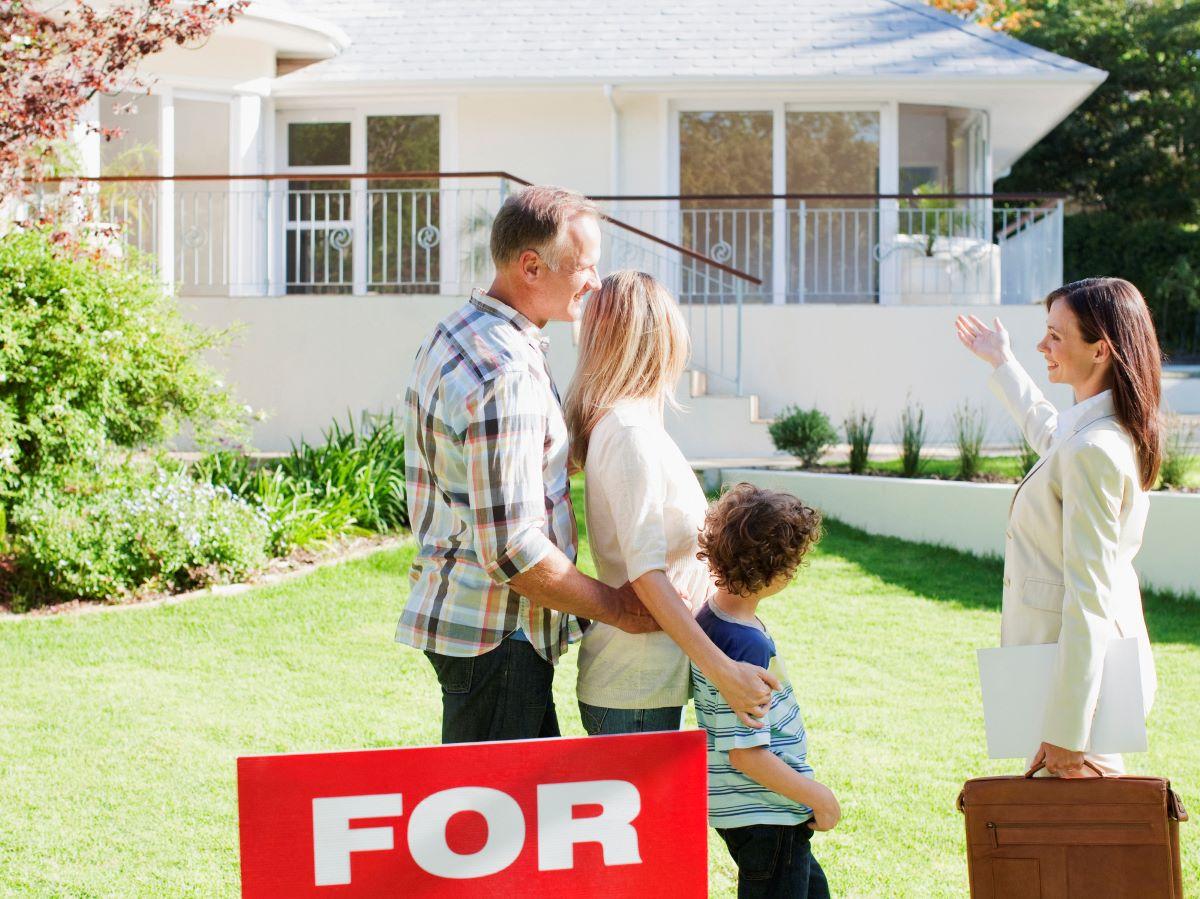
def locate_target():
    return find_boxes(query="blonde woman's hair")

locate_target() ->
[564,270,690,470]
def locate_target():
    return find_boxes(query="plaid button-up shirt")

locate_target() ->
[397,289,581,662]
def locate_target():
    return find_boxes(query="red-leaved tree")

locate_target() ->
[925,0,1038,32]
[0,0,246,201]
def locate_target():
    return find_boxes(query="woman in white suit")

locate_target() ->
[956,277,1163,778]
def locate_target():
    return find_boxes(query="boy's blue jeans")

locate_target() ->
[577,701,684,736]
[717,823,830,899]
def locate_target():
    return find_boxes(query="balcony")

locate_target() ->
[26,174,1063,307]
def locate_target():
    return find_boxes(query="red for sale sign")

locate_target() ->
[237,730,709,897]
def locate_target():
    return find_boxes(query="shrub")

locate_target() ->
[769,406,837,468]
[1063,212,1200,358]
[895,396,927,478]
[277,413,409,531]
[1160,414,1198,489]
[0,228,245,499]
[190,413,408,554]
[843,408,875,475]
[952,401,987,480]
[250,467,366,555]
[8,459,269,610]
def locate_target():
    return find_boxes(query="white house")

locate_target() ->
[69,0,1110,455]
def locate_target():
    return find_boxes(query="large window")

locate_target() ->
[678,112,773,296]
[283,114,440,294]
[677,108,880,302]
[366,115,440,292]
[786,111,879,303]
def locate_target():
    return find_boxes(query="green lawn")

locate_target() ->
[1,482,1197,897]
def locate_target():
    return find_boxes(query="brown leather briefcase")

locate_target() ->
[958,762,1188,898]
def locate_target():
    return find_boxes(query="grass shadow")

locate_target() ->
[819,518,1200,647]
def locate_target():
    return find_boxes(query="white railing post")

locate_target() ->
[1053,199,1064,288]
[351,179,368,295]
[796,201,806,304]
[878,101,900,305]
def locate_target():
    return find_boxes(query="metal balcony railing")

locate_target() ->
[593,192,1065,306]
[22,176,1064,307]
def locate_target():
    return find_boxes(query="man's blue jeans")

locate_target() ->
[717,823,830,899]
[577,701,684,736]
[424,636,559,744]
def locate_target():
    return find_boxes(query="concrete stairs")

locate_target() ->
[665,370,778,461]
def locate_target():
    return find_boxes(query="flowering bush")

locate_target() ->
[0,228,246,499]
[8,459,269,610]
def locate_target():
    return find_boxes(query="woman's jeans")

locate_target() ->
[577,701,684,736]
[717,823,830,899]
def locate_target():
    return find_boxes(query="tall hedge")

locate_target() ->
[1063,213,1200,359]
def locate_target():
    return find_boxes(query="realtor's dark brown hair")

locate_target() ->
[698,483,822,598]
[1045,278,1163,489]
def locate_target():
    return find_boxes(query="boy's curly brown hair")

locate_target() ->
[697,483,823,597]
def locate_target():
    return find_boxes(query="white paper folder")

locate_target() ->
[977,637,1147,759]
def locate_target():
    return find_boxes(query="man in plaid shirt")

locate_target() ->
[399,186,659,744]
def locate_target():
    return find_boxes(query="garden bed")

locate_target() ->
[0,533,407,619]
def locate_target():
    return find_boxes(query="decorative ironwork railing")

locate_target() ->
[591,193,1065,306]
[22,176,1064,308]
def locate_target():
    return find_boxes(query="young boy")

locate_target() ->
[691,482,839,899]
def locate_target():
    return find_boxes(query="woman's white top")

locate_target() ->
[575,397,715,709]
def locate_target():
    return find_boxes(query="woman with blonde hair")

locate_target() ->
[564,270,777,735]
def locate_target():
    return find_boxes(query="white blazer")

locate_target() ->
[990,360,1156,753]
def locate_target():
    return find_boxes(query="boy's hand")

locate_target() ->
[806,782,841,832]
[716,660,781,729]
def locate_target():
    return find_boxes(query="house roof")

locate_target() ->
[274,0,1105,88]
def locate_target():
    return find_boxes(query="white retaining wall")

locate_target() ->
[720,468,1200,599]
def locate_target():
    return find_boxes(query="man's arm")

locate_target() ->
[510,549,658,634]
[462,370,656,635]
[727,747,841,831]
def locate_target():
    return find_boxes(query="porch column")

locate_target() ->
[73,96,102,225]
[229,93,264,295]
[771,102,787,305]
[157,87,176,290]
[878,100,900,306]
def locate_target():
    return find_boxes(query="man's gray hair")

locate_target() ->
[490,185,599,272]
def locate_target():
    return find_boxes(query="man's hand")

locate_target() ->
[1032,741,1092,778]
[610,582,661,635]
[714,660,780,729]
[806,781,842,832]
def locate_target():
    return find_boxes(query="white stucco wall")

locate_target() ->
[456,91,614,195]
[180,295,1064,454]
[719,469,1200,600]
[690,302,1070,442]
[142,35,277,83]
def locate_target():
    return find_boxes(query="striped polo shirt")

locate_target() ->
[691,599,815,829]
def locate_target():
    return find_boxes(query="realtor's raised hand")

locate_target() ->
[955,314,1014,369]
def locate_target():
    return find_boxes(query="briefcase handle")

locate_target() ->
[1023,760,1107,778]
